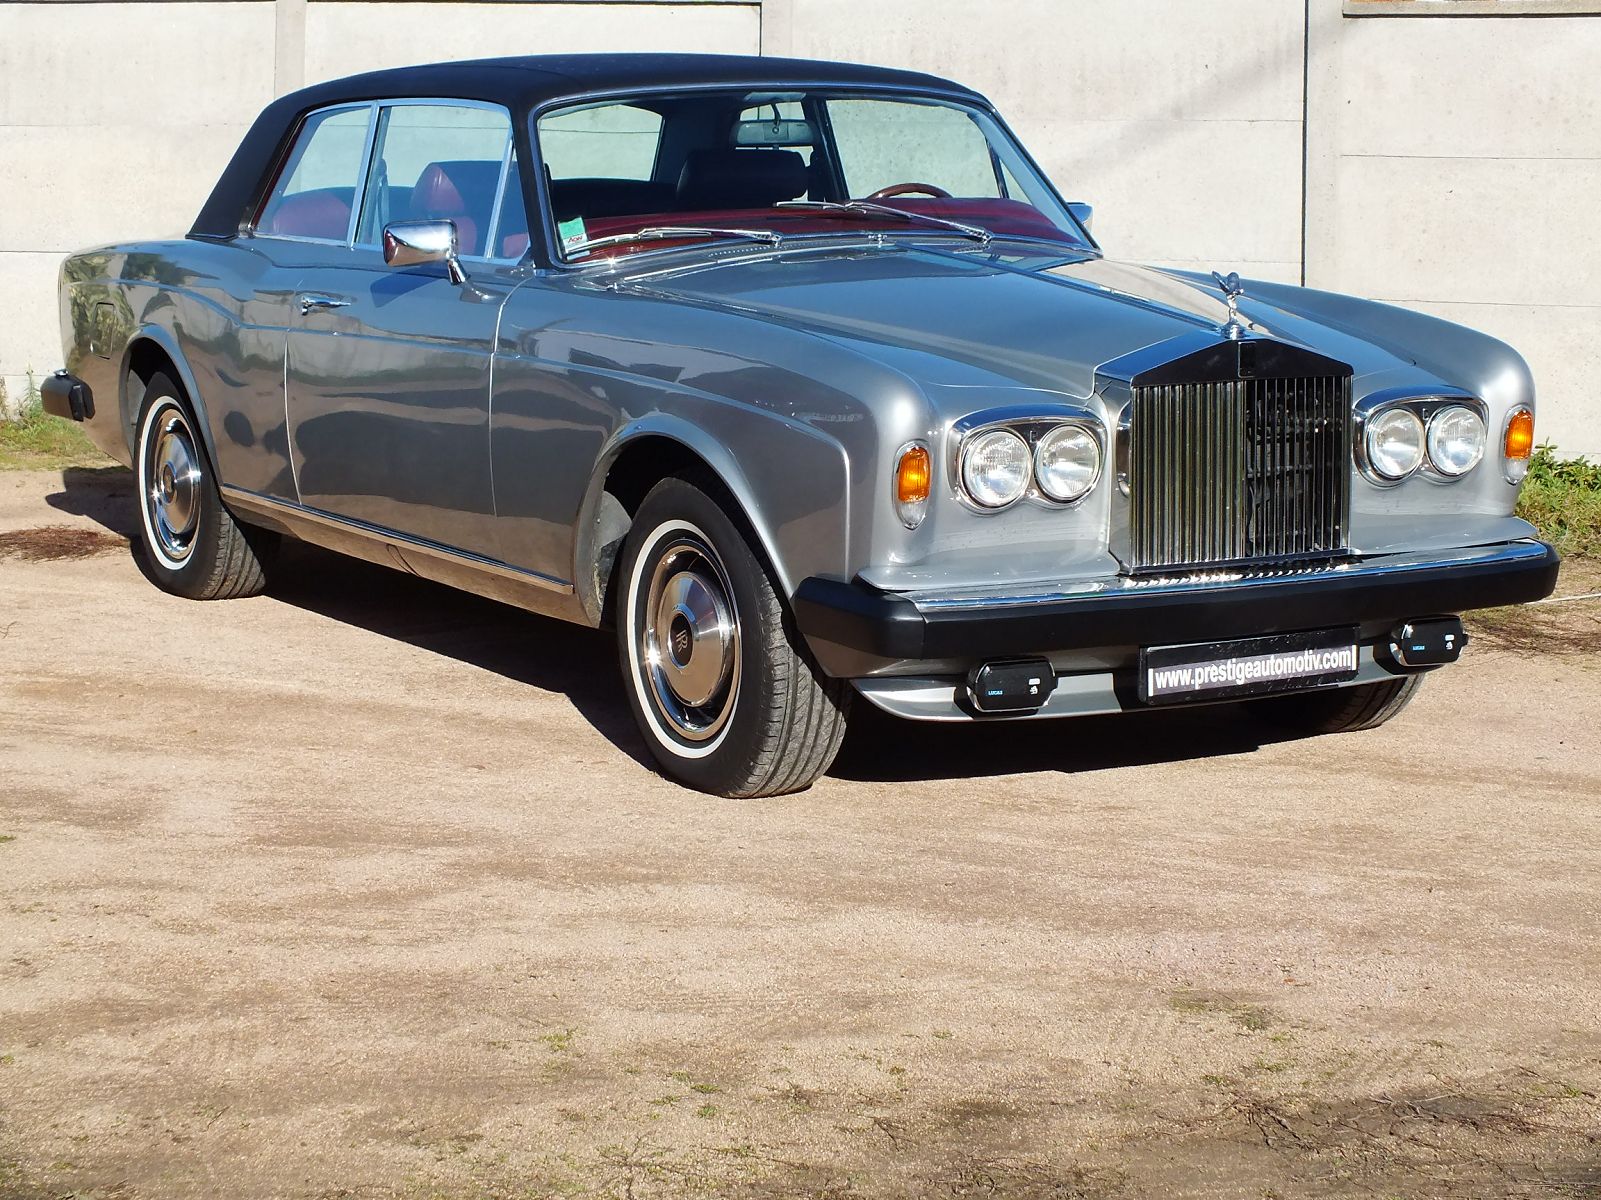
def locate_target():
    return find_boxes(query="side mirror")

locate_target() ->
[382,219,467,285]
[1067,202,1094,234]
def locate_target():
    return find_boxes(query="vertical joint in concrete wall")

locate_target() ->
[761,0,793,57]
[275,0,308,96]
[1300,0,1311,287]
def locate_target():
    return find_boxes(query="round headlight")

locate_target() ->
[1426,405,1486,477]
[1365,407,1425,481]
[1034,424,1100,503]
[961,429,1030,508]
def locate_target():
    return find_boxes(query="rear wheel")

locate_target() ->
[1250,674,1425,736]
[616,477,850,797]
[134,373,277,600]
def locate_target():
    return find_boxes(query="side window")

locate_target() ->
[495,150,531,259]
[538,103,664,182]
[355,104,513,258]
[257,106,372,242]
[826,99,1001,200]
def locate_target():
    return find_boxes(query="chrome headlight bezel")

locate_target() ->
[1033,423,1103,504]
[950,407,1106,513]
[960,428,1031,509]
[1363,407,1426,483]
[1425,404,1487,478]
[1354,391,1488,487]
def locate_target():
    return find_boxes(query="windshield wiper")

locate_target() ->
[565,225,784,257]
[776,199,993,247]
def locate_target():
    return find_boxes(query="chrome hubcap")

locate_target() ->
[640,534,740,742]
[145,409,202,563]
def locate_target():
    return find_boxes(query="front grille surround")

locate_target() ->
[1119,373,1352,573]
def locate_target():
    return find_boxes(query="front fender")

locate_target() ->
[574,408,851,625]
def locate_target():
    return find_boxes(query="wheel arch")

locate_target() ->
[120,328,223,473]
[574,413,850,627]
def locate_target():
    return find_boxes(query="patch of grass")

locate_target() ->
[1169,988,1274,1033]
[539,1028,576,1054]
[689,1082,719,1095]
[694,1104,718,1119]
[1517,443,1601,559]
[0,835,14,844]
[0,373,110,471]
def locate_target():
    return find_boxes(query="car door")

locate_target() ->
[278,100,528,555]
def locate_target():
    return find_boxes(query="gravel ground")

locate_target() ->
[2,467,1599,1200]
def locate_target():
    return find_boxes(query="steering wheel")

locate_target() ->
[866,182,952,200]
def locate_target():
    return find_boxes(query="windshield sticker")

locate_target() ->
[558,217,587,250]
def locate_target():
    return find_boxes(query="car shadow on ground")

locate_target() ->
[44,465,140,539]
[833,693,1268,783]
[44,465,1275,785]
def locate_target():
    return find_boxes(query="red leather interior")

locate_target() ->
[263,189,352,240]
[409,160,504,257]
[571,197,1079,259]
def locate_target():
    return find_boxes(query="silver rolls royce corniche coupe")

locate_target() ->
[45,53,1559,796]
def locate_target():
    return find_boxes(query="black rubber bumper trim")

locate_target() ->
[40,372,94,422]
[793,542,1562,662]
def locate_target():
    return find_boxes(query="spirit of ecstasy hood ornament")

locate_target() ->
[1212,270,1247,340]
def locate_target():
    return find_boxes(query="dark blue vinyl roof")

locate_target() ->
[191,53,983,238]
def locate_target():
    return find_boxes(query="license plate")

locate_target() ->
[1139,628,1360,706]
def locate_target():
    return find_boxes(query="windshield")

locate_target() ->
[533,89,1088,262]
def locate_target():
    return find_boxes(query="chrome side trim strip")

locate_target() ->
[906,540,1551,612]
[220,485,573,594]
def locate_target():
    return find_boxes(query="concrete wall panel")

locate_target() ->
[0,125,249,252]
[0,2,277,128]
[1322,155,1601,307]
[0,2,276,403]
[1329,15,1601,160]
[0,253,72,397]
[303,3,759,84]
[1306,0,1601,454]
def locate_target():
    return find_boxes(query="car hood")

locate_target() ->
[617,244,1420,401]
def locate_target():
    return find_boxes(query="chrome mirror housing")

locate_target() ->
[1067,202,1094,234]
[382,220,467,285]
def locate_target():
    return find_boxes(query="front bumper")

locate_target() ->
[794,539,1560,667]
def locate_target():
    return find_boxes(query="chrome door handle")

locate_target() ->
[298,293,352,316]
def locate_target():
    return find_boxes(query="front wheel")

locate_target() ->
[1249,674,1426,737]
[616,477,850,797]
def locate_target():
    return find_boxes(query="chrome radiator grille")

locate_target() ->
[1126,375,1350,572]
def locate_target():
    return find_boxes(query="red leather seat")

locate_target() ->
[263,189,352,240]
[409,160,504,257]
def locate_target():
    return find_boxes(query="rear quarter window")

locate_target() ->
[256,105,373,242]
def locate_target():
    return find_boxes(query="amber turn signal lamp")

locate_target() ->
[1503,406,1535,483]
[896,445,931,503]
[894,443,931,529]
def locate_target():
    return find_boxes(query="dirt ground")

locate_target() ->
[2,467,1599,1200]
